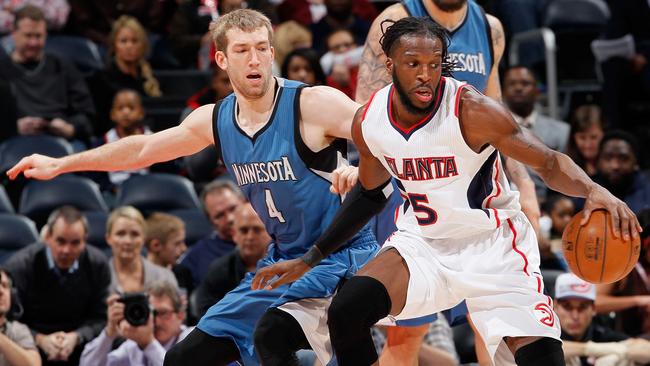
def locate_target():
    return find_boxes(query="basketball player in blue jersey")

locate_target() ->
[255,17,642,366]
[6,9,379,366]
[354,1,541,363]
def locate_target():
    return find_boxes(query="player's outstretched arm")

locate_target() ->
[458,90,641,240]
[251,105,392,290]
[7,105,215,181]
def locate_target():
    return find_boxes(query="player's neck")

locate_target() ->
[423,1,468,31]
[391,94,432,128]
[235,78,277,129]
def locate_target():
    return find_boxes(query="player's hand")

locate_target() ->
[251,259,310,290]
[582,185,642,241]
[6,154,63,181]
[330,165,358,195]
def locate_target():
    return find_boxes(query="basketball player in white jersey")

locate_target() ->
[252,18,641,366]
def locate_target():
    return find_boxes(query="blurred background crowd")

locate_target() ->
[0,0,649,365]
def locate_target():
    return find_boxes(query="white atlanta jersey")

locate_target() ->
[362,77,521,239]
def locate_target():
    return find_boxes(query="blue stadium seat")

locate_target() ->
[19,175,108,228]
[0,214,38,263]
[0,185,14,213]
[116,173,200,214]
[0,136,73,173]
[168,209,213,246]
[85,211,111,257]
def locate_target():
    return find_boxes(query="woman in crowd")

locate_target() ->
[106,206,178,294]
[567,104,605,177]
[281,48,325,86]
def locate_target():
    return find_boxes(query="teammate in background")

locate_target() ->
[254,17,641,366]
[7,9,378,366]
[355,1,541,362]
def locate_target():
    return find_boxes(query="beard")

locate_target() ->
[392,70,436,116]
[431,0,467,12]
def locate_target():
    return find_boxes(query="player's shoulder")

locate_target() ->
[484,13,504,41]
[299,85,357,109]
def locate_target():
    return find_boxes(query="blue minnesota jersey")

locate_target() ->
[213,78,365,258]
[402,0,493,92]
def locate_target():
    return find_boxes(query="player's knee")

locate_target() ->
[328,276,392,335]
[514,337,564,366]
[254,308,303,352]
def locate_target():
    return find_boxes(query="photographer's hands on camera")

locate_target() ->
[107,294,155,350]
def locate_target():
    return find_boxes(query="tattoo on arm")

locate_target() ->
[356,42,391,103]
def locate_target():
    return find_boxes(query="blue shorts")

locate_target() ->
[197,231,379,366]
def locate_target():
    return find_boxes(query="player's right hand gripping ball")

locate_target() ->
[563,209,640,284]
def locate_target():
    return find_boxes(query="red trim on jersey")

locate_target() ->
[536,276,542,293]
[507,218,529,276]
[485,155,502,227]
[361,89,379,122]
[387,77,445,134]
[454,84,482,118]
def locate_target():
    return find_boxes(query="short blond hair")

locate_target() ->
[210,9,273,52]
[106,206,146,235]
[145,212,185,250]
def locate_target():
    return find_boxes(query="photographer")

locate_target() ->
[79,282,191,366]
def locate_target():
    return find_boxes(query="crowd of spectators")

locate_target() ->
[0,0,649,365]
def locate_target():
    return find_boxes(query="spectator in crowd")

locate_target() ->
[601,0,650,130]
[88,15,162,136]
[310,0,371,53]
[62,0,174,47]
[91,89,152,192]
[272,21,312,73]
[567,105,605,178]
[276,0,377,29]
[0,79,18,141]
[591,131,650,214]
[79,281,192,366]
[322,29,361,99]
[5,206,110,366]
[281,48,326,85]
[0,5,96,146]
[555,273,650,365]
[596,208,650,340]
[194,203,270,317]
[105,206,178,295]
[0,268,42,366]
[144,213,191,294]
[0,0,69,36]
[540,193,573,270]
[502,65,570,200]
[181,66,232,120]
[178,180,243,288]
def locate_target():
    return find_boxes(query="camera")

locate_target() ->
[118,292,150,326]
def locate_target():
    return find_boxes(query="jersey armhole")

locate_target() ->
[211,99,224,160]
[479,6,495,69]
[293,85,348,178]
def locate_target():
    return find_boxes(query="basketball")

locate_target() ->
[562,209,641,284]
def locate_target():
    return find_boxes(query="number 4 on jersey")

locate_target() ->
[265,189,286,223]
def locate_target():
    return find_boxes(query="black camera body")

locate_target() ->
[118,292,150,326]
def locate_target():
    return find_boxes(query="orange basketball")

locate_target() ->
[562,209,641,284]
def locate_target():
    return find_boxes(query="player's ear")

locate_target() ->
[215,50,227,70]
[385,57,393,74]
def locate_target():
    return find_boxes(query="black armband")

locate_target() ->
[301,179,393,267]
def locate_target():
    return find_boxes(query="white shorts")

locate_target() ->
[379,212,561,364]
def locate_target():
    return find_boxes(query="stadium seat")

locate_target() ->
[19,175,108,228]
[0,214,38,263]
[116,173,201,214]
[0,185,14,213]
[541,269,567,299]
[0,135,73,173]
[183,147,221,184]
[85,211,111,257]
[168,209,213,246]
